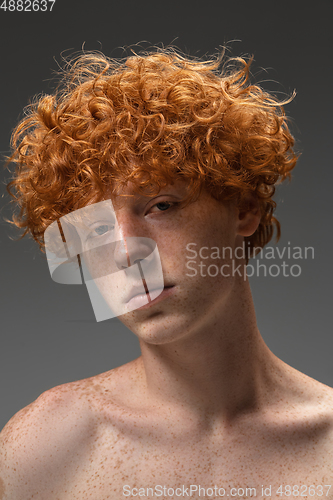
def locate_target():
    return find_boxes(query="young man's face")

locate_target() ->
[46,178,254,340]
[95,179,250,345]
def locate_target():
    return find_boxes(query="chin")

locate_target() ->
[120,309,192,346]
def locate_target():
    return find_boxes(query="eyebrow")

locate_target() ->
[62,185,189,229]
[61,204,117,230]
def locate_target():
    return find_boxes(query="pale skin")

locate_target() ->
[1,180,333,500]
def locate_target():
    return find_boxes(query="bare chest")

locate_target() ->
[59,430,333,500]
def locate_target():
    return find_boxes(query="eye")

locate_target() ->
[89,224,114,238]
[95,224,111,235]
[149,201,176,213]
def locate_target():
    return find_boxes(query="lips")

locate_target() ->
[124,283,174,304]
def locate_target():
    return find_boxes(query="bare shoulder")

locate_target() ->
[294,375,333,476]
[0,382,89,498]
[309,377,333,444]
[0,361,137,499]
[1,377,96,446]
[270,362,333,458]
[294,368,333,422]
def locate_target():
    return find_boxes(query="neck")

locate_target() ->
[137,278,281,423]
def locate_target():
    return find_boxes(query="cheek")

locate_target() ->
[151,227,190,273]
[156,229,238,286]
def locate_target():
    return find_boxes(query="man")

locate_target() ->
[1,47,333,499]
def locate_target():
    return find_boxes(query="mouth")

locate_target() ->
[125,285,175,310]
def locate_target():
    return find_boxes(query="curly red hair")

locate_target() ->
[5,47,298,256]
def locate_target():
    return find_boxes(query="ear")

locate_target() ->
[236,196,261,237]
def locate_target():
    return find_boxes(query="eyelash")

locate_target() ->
[148,201,177,214]
[88,201,178,238]
[85,224,113,240]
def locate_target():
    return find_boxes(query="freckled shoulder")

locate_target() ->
[0,376,116,500]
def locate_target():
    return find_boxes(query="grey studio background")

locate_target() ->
[0,0,332,431]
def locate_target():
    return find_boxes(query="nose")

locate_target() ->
[109,212,156,270]
[113,234,156,271]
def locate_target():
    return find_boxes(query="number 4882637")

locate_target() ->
[0,0,56,11]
